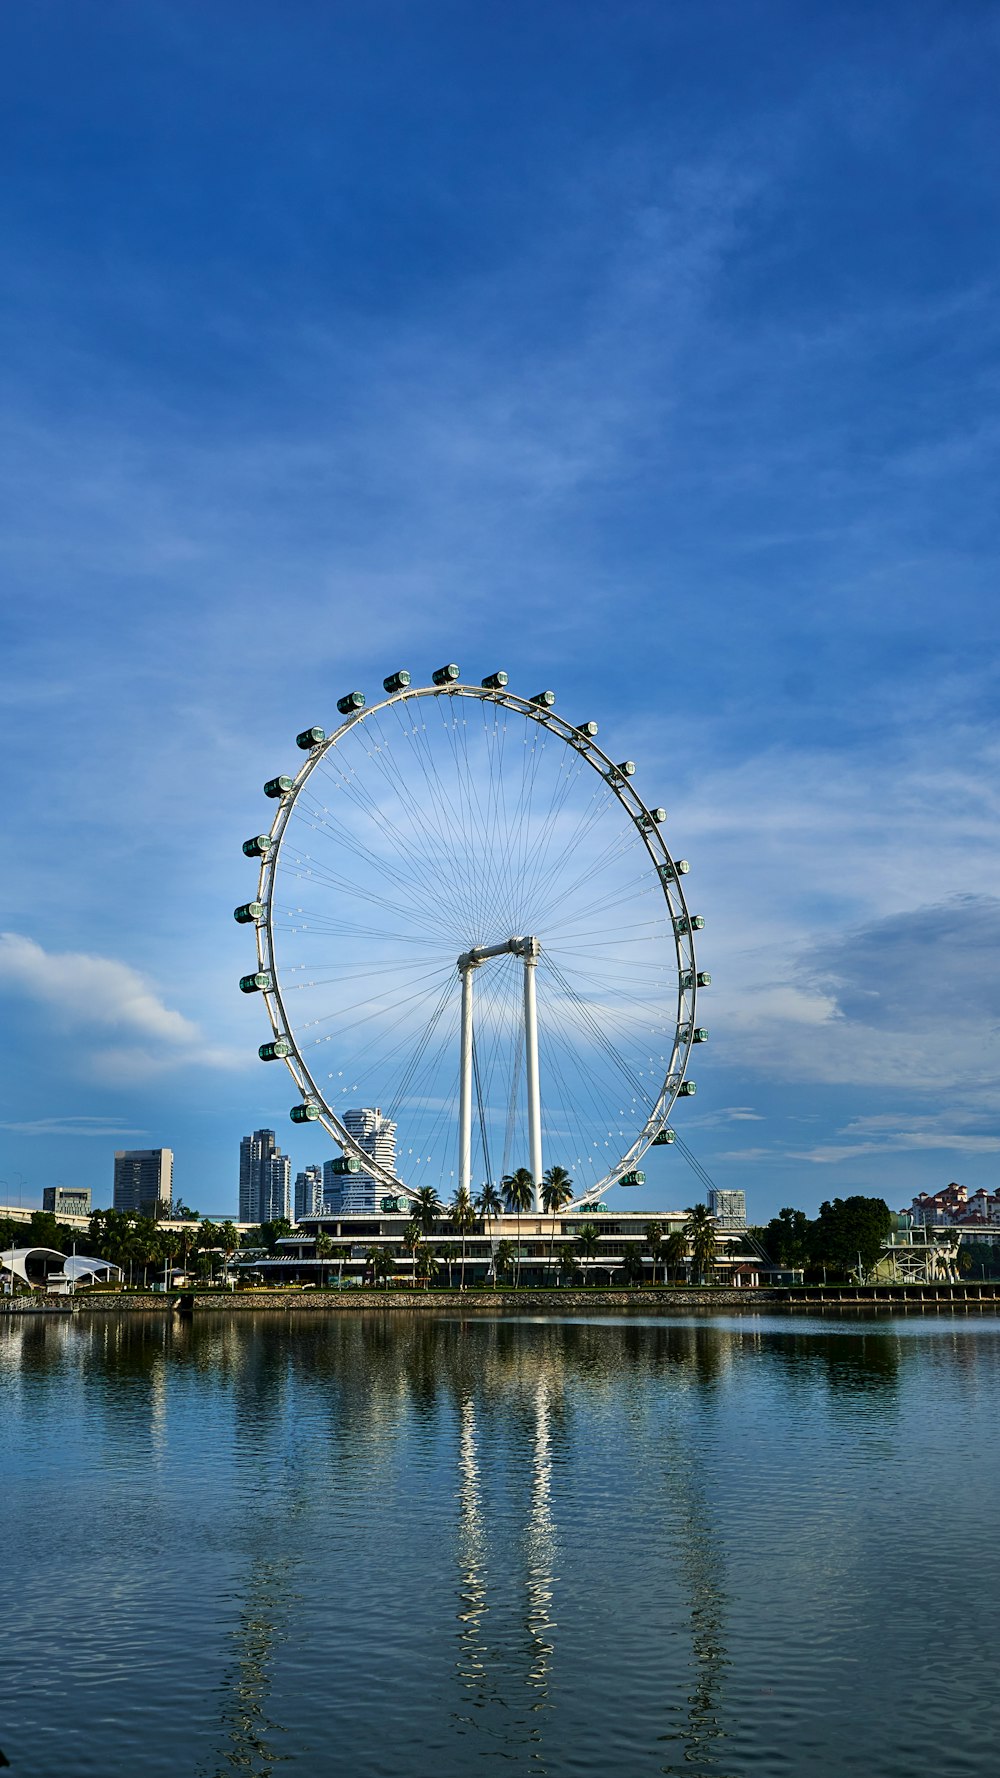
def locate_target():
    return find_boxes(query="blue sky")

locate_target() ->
[1,0,998,1219]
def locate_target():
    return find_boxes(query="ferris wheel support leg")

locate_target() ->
[459,962,475,1199]
[523,949,543,1209]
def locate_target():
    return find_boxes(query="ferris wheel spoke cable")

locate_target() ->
[542,955,659,1112]
[363,709,482,931]
[278,850,455,943]
[402,703,486,935]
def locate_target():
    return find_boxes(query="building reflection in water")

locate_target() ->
[208,1552,294,1777]
[524,1373,556,1703]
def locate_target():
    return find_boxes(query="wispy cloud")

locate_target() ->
[0,932,241,1078]
[0,1115,148,1138]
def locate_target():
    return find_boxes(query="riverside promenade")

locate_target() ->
[4,1283,1000,1314]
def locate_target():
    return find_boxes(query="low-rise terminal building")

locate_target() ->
[238,1204,762,1287]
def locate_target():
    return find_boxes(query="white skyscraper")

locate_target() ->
[324,1109,397,1213]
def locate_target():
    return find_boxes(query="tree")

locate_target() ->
[684,1203,717,1283]
[574,1221,601,1284]
[476,1183,502,1278]
[260,1218,293,1256]
[315,1229,335,1287]
[810,1197,892,1280]
[558,1245,582,1286]
[403,1218,422,1286]
[415,1245,439,1289]
[365,1246,395,1289]
[502,1168,535,1287]
[132,1217,161,1288]
[762,1207,811,1269]
[449,1187,476,1290]
[645,1220,664,1286]
[412,1186,442,1237]
[27,1211,70,1253]
[664,1229,687,1283]
[494,1238,515,1284]
[542,1167,574,1282]
[621,1248,644,1287]
[219,1221,240,1283]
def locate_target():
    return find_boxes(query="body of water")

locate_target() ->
[2,1311,998,1776]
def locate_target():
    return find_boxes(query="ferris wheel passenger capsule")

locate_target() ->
[652,1128,676,1145]
[296,726,325,750]
[616,760,636,777]
[659,859,689,880]
[290,1102,321,1123]
[242,835,272,858]
[575,721,599,737]
[432,663,460,685]
[531,690,556,708]
[620,1170,646,1187]
[337,690,366,715]
[239,971,272,994]
[259,1038,291,1060]
[234,902,264,924]
[331,1156,361,1174]
[383,670,411,693]
[673,913,705,933]
[680,970,712,989]
[264,776,294,798]
[677,1080,697,1096]
[482,671,508,690]
[640,808,667,828]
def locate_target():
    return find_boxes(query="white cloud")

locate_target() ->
[0,932,240,1076]
[0,1115,148,1137]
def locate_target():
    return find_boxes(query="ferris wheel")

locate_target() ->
[235,666,708,1209]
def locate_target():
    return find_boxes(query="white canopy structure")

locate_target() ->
[0,1247,123,1291]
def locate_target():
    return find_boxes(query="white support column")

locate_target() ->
[523,941,543,1209]
[459,962,475,1198]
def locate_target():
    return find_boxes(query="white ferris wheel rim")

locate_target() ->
[245,678,700,1208]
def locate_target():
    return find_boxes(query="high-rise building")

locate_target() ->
[239,1130,291,1224]
[113,1150,173,1218]
[324,1109,398,1213]
[707,1188,747,1229]
[293,1164,323,1223]
[42,1186,92,1218]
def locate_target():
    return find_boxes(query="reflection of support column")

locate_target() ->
[459,963,475,1198]
[523,940,542,1209]
[525,1373,555,1698]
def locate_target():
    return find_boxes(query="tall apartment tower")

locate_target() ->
[239,1130,291,1224]
[324,1109,398,1214]
[293,1164,323,1223]
[113,1150,173,1218]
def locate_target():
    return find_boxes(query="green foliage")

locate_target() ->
[664,1229,687,1282]
[493,1238,515,1280]
[811,1196,892,1278]
[955,1241,1000,1279]
[259,1218,293,1254]
[762,1207,811,1268]
[411,1186,442,1235]
[684,1203,717,1283]
[0,1214,21,1251]
[27,1210,73,1252]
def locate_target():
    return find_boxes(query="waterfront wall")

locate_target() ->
[4,1283,1000,1314]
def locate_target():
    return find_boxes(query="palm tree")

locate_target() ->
[412,1186,442,1236]
[220,1220,240,1286]
[665,1228,687,1284]
[449,1187,476,1290]
[645,1220,663,1287]
[684,1203,717,1284]
[493,1238,515,1284]
[541,1166,574,1284]
[558,1244,582,1286]
[403,1218,422,1288]
[476,1182,502,1278]
[502,1168,535,1288]
[415,1244,439,1290]
[315,1230,335,1287]
[365,1246,395,1289]
[575,1221,601,1285]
